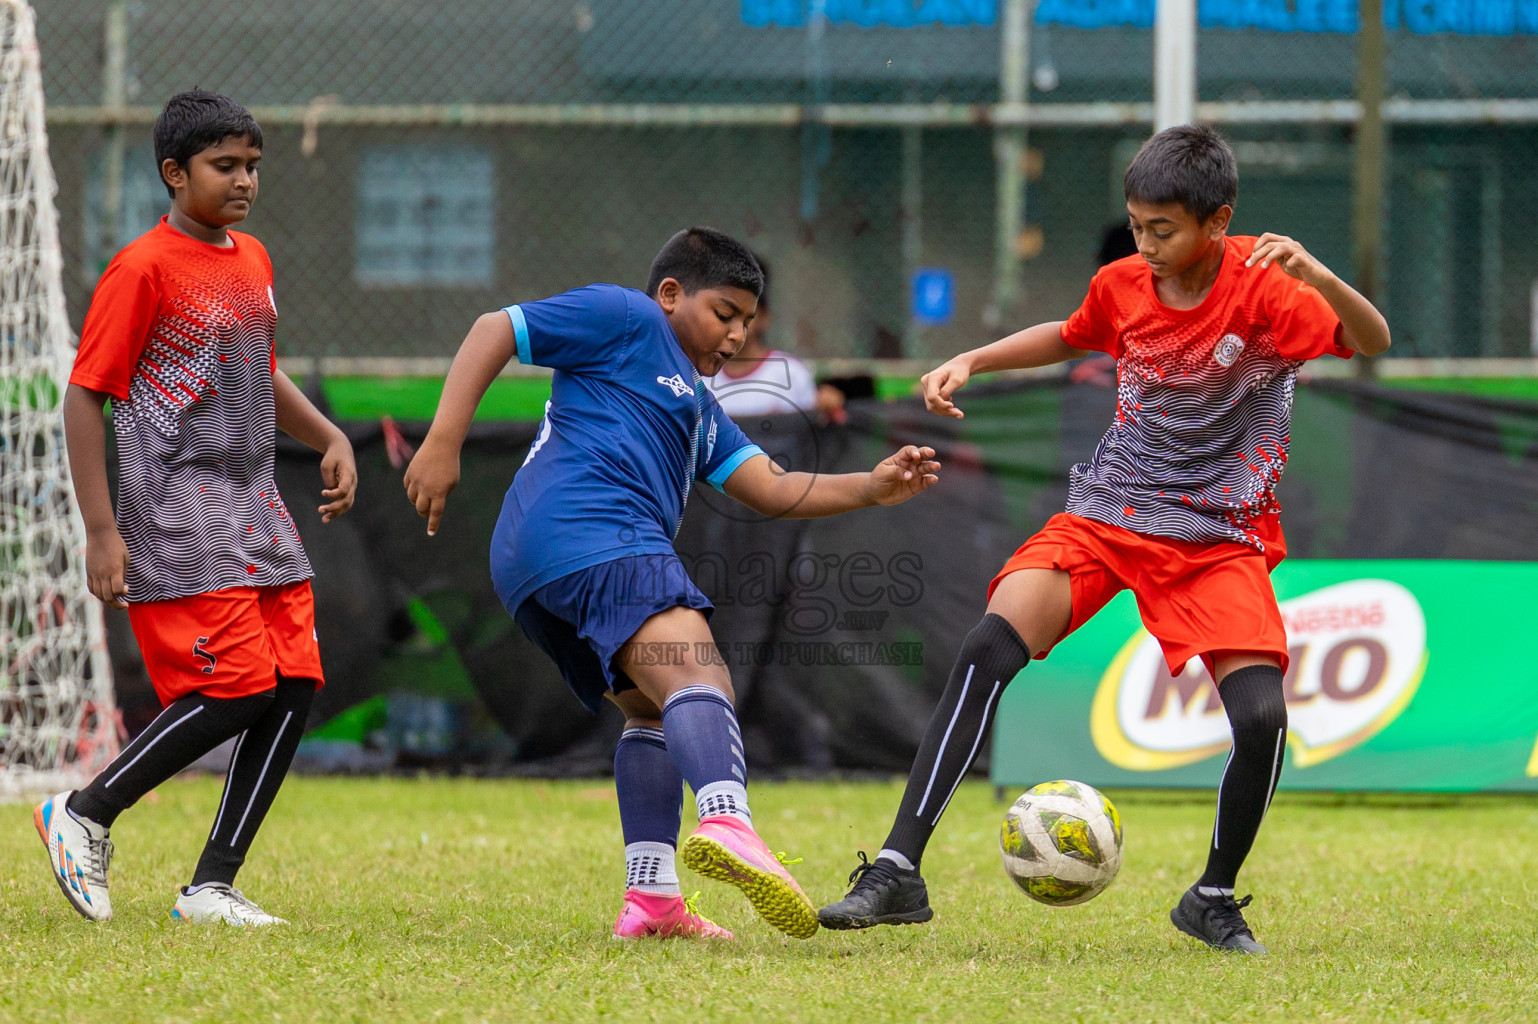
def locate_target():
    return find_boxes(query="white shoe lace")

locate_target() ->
[64,812,113,890]
[205,886,279,923]
[83,835,114,888]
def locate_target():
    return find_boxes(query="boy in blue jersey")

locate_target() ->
[404,227,939,940]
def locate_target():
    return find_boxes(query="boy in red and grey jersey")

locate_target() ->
[1059,226,1348,552]
[34,91,356,927]
[821,125,1390,953]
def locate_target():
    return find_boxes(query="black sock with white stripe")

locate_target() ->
[68,689,277,828]
[880,614,1030,870]
[1198,664,1288,892]
[191,678,316,887]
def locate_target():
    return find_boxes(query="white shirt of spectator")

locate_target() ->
[704,351,819,418]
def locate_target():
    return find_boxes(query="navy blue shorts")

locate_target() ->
[512,554,713,714]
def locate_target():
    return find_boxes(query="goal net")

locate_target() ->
[0,0,118,802]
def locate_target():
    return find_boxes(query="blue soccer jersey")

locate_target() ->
[489,284,764,616]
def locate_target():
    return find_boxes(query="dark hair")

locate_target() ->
[645,227,764,299]
[750,251,771,309]
[153,90,263,198]
[1123,124,1237,222]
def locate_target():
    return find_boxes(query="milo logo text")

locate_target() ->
[1091,579,1427,770]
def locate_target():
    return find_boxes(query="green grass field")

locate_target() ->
[3,778,1536,1023]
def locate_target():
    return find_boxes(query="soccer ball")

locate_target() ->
[998,780,1123,907]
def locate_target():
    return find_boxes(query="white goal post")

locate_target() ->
[0,0,118,802]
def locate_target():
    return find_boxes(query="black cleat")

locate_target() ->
[1170,886,1268,954]
[817,851,934,930]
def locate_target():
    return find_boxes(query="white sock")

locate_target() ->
[625,842,680,895]
[1197,885,1235,898]
[695,781,751,826]
[877,849,916,871]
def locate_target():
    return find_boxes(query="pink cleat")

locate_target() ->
[612,889,733,941]
[680,815,818,939]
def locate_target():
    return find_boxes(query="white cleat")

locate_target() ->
[33,791,114,922]
[172,884,288,926]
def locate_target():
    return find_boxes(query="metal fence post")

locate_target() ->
[1154,0,1196,131]
[991,0,1031,330]
[901,116,924,359]
[1351,0,1386,376]
[98,1,127,272]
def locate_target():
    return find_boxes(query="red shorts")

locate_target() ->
[989,513,1289,678]
[126,581,325,706]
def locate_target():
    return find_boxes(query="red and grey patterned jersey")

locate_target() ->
[1059,236,1351,552]
[71,219,312,602]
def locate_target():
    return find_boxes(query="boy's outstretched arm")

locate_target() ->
[921,321,1079,419]
[403,311,517,535]
[273,369,357,522]
[63,384,129,609]
[1248,232,1391,356]
[723,445,940,519]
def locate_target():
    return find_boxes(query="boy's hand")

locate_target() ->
[85,526,130,609]
[862,446,941,507]
[403,437,461,536]
[921,357,972,419]
[319,437,357,523]
[1247,233,1335,290]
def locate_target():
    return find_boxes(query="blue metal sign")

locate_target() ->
[912,268,956,325]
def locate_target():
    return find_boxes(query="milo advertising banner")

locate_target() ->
[991,561,1538,792]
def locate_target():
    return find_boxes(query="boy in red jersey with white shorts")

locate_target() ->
[34,91,355,926]
[820,124,1391,954]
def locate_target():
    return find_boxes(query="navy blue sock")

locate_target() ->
[615,725,684,893]
[660,685,750,825]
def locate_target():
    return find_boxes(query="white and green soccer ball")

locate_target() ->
[999,780,1123,907]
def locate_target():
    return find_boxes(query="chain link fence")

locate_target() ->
[35,1,1538,363]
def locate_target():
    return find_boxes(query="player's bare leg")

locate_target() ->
[1169,651,1286,955]
[605,688,731,940]
[618,607,817,939]
[820,569,1069,930]
[980,568,1075,653]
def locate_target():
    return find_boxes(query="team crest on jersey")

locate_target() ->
[706,416,718,462]
[657,373,692,398]
[1213,333,1246,367]
[193,636,217,675]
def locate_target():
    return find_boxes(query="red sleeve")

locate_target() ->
[1059,269,1122,356]
[1268,271,1350,361]
[70,259,160,400]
